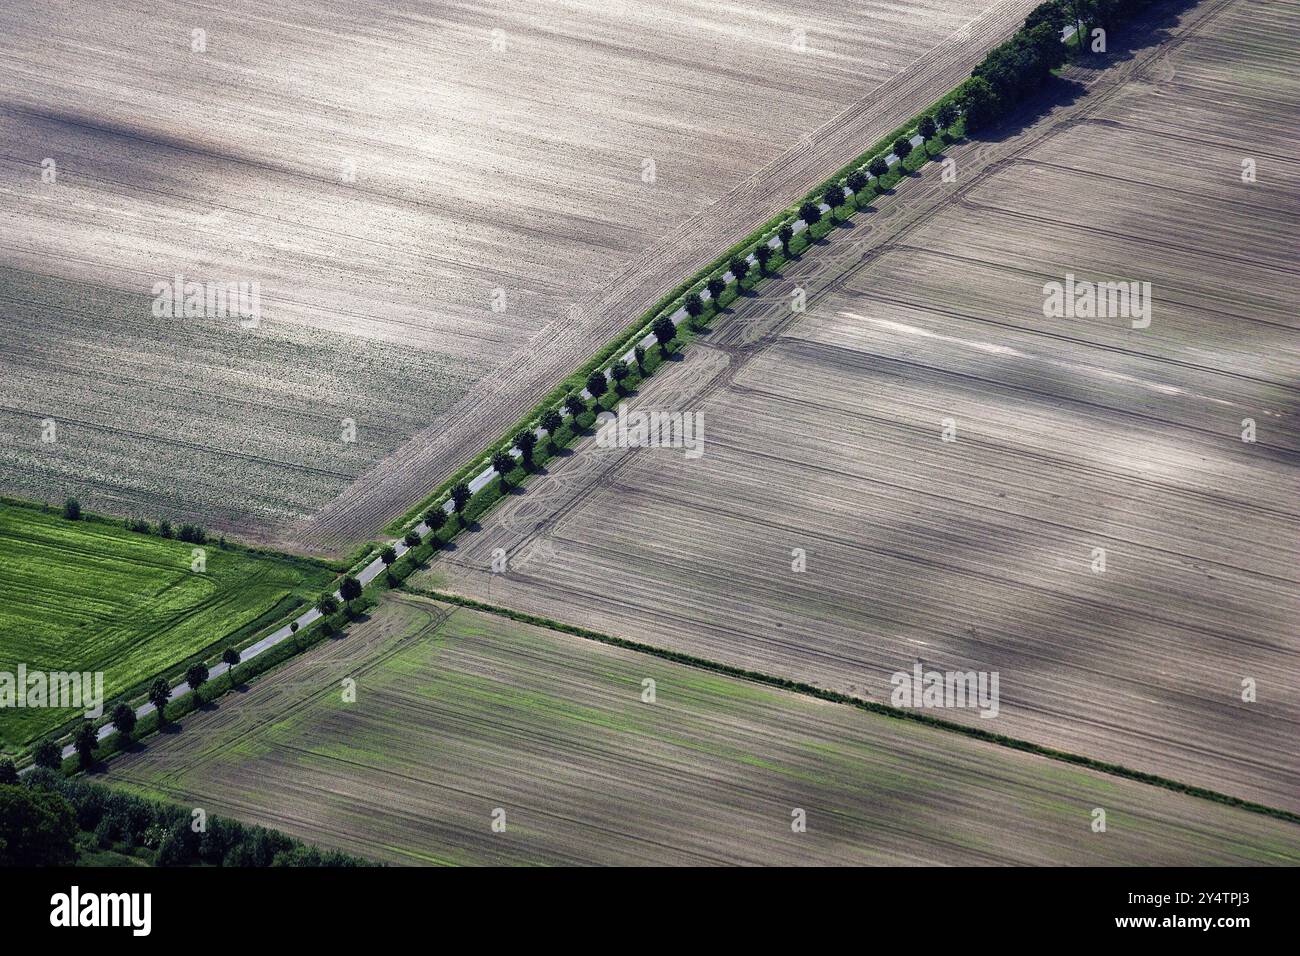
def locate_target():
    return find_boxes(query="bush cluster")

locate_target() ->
[4,772,366,867]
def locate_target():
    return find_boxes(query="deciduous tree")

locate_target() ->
[653,316,677,358]
[451,482,472,514]
[148,679,170,725]
[74,721,97,769]
[491,450,515,490]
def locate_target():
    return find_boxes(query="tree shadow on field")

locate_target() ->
[13,106,265,183]
[115,738,146,757]
[968,78,1088,145]
[1065,0,1199,73]
[968,1,1199,144]
[343,609,373,627]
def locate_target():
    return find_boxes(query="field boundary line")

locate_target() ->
[399,584,1300,828]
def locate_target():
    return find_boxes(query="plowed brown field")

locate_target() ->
[0,0,1035,549]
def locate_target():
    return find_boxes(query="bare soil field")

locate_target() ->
[0,0,1036,550]
[414,0,1300,812]
[101,592,1300,865]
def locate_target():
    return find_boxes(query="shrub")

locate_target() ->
[177,523,207,544]
[61,498,81,521]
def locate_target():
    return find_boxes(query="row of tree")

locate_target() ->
[959,0,1159,131]
[460,91,974,504]
[405,90,958,523]
[1036,0,1159,36]
[387,0,1158,562]
[13,651,246,775]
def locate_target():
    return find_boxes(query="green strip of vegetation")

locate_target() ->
[402,585,1300,827]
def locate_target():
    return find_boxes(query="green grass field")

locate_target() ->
[0,502,334,750]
